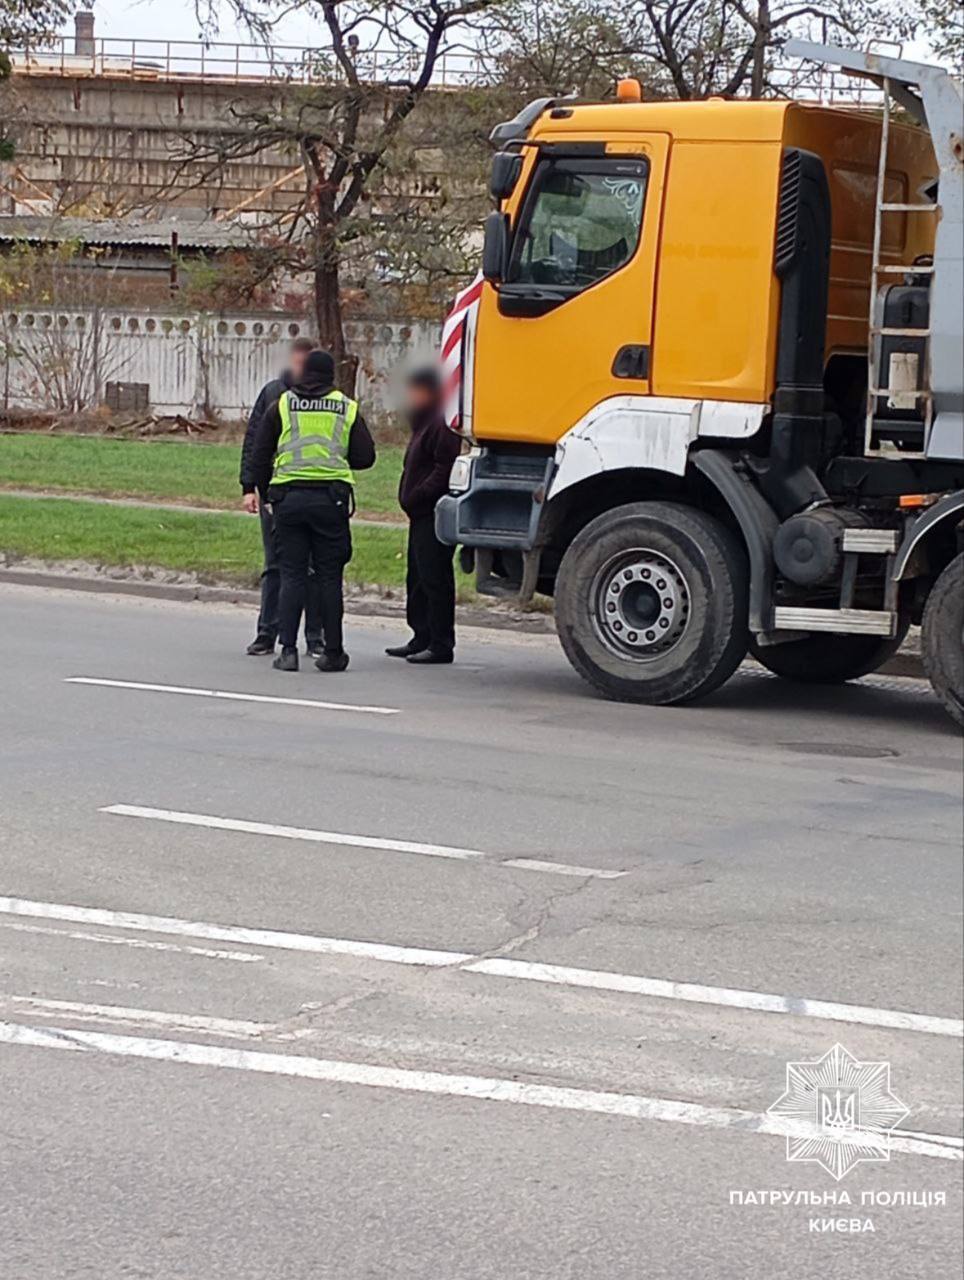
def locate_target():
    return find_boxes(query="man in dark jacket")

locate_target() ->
[240,336,323,657]
[385,367,462,665]
[251,349,376,673]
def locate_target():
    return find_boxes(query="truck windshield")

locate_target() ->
[507,158,648,291]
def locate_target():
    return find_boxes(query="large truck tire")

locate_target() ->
[748,619,909,685]
[921,551,964,729]
[555,502,748,705]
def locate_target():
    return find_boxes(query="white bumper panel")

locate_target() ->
[548,396,766,499]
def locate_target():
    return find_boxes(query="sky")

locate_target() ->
[72,0,319,48]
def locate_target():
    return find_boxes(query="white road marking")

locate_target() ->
[4,996,264,1040]
[0,897,472,968]
[0,920,263,964]
[102,804,488,863]
[65,676,400,717]
[1,895,960,1038]
[464,959,964,1039]
[102,805,623,878]
[502,858,627,880]
[1,1019,959,1162]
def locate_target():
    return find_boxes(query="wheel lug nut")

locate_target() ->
[656,578,666,590]
[613,621,623,631]
[606,602,616,613]
[641,568,651,579]
[663,597,673,608]
[627,631,638,642]
[659,618,669,629]
[623,569,633,581]
[645,630,655,641]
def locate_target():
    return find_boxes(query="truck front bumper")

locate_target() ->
[434,447,555,550]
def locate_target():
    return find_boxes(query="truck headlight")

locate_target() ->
[448,452,476,493]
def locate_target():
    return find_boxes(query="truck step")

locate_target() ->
[772,606,896,637]
[841,529,900,553]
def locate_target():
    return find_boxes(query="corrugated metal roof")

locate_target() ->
[0,214,247,250]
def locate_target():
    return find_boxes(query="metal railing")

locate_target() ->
[7,36,489,88]
[7,33,891,104]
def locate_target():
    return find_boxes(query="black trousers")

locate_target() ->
[406,513,456,655]
[257,503,322,644]
[272,485,352,655]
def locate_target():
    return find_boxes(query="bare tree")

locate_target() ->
[479,0,644,98]
[629,0,915,99]
[182,0,503,389]
[920,0,963,65]
[0,239,131,412]
[1,0,76,161]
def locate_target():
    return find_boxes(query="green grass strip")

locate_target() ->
[0,433,405,517]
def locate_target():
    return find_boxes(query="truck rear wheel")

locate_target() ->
[921,551,964,729]
[555,502,748,704]
[748,624,908,685]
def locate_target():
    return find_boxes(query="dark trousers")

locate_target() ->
[406,513,456,655]
[257,503,322,644]
[272,485,352,655]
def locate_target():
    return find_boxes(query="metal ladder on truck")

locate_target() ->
[788,39,964,465]
[865,77,937,458]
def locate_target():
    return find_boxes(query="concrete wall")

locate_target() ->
[0,306,441,419]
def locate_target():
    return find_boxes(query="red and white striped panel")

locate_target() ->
[440,271,483,433]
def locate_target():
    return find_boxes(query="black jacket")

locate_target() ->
[250,373,376,497]
[240,371,291,494]
[398,409,462,519]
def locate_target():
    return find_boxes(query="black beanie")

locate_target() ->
[304,349,335,384]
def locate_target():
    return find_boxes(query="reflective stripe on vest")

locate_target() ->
[272,389,358,485]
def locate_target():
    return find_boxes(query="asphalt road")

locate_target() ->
[1,583,961,1280]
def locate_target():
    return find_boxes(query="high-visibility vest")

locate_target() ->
[272,389,357,485]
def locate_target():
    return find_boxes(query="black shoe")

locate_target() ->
[385,642,426,658]
[246,634,275,656]
[306,639,325,659]
[315,651,350,673]
[272,647,299,672]
[406,649,454,665]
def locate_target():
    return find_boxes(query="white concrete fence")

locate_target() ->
[0,307,441,421]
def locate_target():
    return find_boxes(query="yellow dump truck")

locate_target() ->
[436,45,964,725]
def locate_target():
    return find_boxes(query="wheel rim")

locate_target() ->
[590,548,690,662]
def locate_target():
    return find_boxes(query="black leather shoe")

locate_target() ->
[406,649,454,665]
[315,651,350,673]
[385,642,426,658]
[246,634,275,656]
[272,647,299,672]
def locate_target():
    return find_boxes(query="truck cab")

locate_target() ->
[436,49,964,725]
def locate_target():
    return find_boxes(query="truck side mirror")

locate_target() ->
[489,151,523,201]
[482,211,510,284]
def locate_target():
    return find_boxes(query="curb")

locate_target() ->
[0,565,557,636]
[0,564,925,677]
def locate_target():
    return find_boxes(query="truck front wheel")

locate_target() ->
[921,551,964,729]
[555,502,748,705]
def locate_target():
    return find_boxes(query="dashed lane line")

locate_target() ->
[0,896,959,1038]
[99,804,629,879]
[0,1019,960,1161]
[0,919,264,963]
[65,676,400,717]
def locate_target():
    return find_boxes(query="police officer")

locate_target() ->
[239,337,324,657]
[250,349,376,673]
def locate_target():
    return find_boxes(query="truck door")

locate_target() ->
[473,134,669,446]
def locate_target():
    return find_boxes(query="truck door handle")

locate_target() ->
[612,345,650,379]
